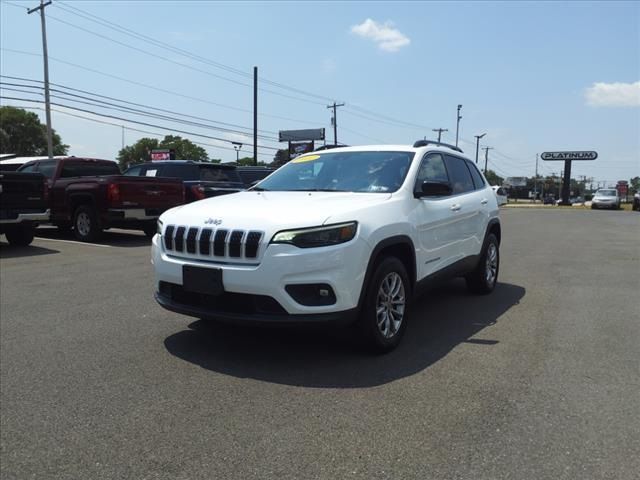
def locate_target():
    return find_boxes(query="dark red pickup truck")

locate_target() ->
[18,157,184,241]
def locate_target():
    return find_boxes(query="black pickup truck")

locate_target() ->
[123,161,245,203]
[18,157,184,242]
[0,171,50,246]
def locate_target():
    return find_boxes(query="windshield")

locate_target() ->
[597,189,617,197]
[255,151,414,193]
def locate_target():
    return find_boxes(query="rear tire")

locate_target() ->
[356,256,411,354]
[466,233,499,295]
[4,226,35,246]
[73,205,102,242]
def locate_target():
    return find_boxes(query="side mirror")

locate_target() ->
[416,180,452,198]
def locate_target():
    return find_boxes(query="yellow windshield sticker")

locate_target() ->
[291,154,320,163]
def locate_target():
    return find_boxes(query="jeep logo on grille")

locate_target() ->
[204,218,222,225]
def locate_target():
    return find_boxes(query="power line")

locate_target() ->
[17,104,275,160]
[1,48,327,127]
[54,0,338,104]
[0,95,280,151]
[0,79,280,141]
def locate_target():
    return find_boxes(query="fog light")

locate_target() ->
[285,284,336,306]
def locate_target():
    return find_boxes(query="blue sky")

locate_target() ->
[1,0,638,185]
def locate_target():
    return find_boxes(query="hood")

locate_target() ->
[160,191,392,232]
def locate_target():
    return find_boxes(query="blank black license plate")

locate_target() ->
[182,266,223,295]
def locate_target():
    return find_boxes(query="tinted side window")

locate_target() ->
[60,161,120,177]
[38,161,58,178]
[444,155,474,194]
[159,164,198,180]
[466,160,485,189]
[124,165,142,176]
[199,166,242,183]
[18,163,38,173]
[415,153,449,191]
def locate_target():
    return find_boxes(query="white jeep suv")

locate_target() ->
[152,141,501,352]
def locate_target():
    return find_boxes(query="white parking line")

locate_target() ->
[35,237,112,248]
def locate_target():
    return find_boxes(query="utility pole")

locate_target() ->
[534,153,539,203]
[253,66,258,166]
[28,0,53,159]
[455,104,462,147]
[121,125,125,149]
[483,146,493,174]
[474,133,486,164]
[327,102,345,146]
[432,128,448,143]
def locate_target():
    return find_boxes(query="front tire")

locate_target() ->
[73,205,102,242]
[357,256,410,353]
[4,226,35,246]
[466,233,500,294]
[143,223,156,238]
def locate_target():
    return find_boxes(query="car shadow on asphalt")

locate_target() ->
[163,280,526,388]
[0,242,60,258]
[35,227,151,248]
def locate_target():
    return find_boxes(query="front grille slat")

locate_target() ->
[174,226,186,252]
[245,231,263,258]
[164,225,175,250]
[214,229,228,257]
[186,227,198,254]
[229,230,244,257]
[164,225,262,260]
[199,228,212,255]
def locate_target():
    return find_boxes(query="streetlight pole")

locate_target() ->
[455,104,462,147]
[474,133,486,164]
[233,142,243,163]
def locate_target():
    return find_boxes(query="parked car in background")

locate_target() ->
[633,191,640,211]
[491,186,508,206]
[543,195,556,205]
[124,161,245,203]
[0,171,49,246]
[591,189,620,210]
[236,166,276,188]
[18,157,184,241]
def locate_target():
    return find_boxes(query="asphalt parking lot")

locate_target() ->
[1,209,639,480]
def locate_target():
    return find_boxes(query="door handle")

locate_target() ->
[450,204,462,211]
[481,198,488,205]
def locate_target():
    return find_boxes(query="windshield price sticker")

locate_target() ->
[291,154,321,164]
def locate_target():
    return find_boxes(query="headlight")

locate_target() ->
[157,219,163,235]
[270,222,357,248]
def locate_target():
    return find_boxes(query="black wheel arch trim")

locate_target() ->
[356,235,417,311]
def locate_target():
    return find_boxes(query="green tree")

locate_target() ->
[117,137,159,169]
[271,149,289,167]
[629,176,640,195]
[117,135,208,169]
[159,135,208,162]
[236,156,267,166]
[0,106,68,156]
[484,169,504,186]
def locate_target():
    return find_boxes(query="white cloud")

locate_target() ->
[350,18,410,52]
[584,81,640,107]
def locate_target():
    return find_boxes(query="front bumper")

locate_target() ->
[0,209,50,225]
[151,233,370,320]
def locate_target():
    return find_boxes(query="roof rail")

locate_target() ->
[314,144,349,151]
[413,139,463,153]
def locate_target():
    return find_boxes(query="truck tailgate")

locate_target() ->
[0,172,47,218]
[109,176,183,209]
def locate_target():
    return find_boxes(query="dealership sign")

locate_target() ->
[541,151,598,161]
[279,128,325,142]
[150,149,175,161]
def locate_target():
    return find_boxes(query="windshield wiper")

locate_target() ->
[290,188,348,192]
